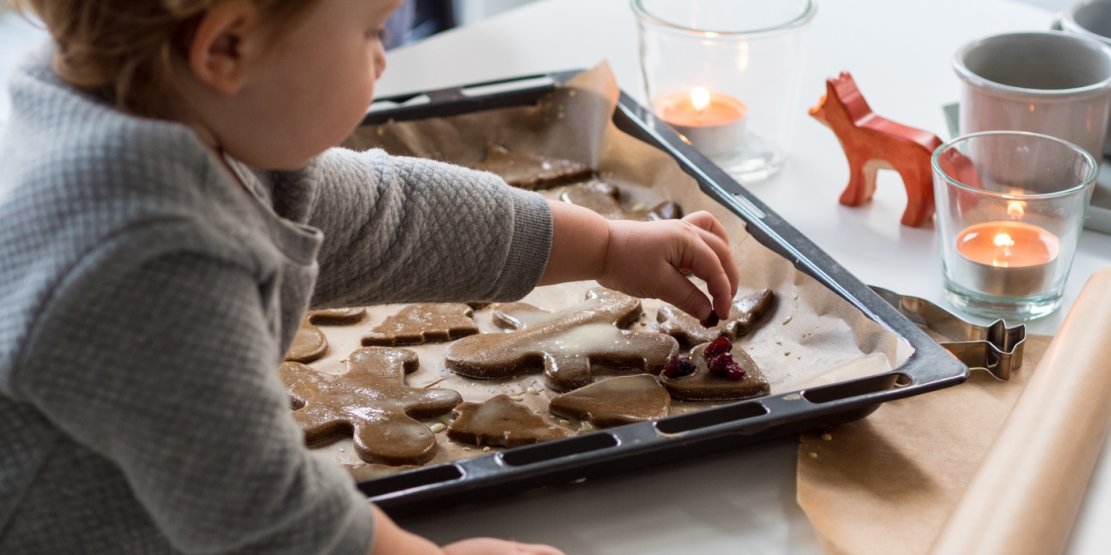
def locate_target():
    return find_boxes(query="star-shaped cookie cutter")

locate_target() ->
[871,286,1025,381]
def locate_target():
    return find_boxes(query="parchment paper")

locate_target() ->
[311,63,912,471]
[798,267,1111,555]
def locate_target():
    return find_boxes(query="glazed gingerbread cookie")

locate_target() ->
[447,394,570,448]
[549,374,670,428]
[281,347,462,465]
[362,303,479,346]
[444,288,678,391]
[657,289,776,349]
[285,307,367,363]
[471,143,592,190]
[660,337,769,401]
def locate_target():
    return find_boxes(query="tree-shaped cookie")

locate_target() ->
[660,338,769,401]
[281,347,462,465]
[445,288,679,391]
[362,303,479,346]
[285,307,368,363]
[657,289,776,349]
[447,394,570,448]
[549,374,670,428]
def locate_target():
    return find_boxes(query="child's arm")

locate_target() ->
[368,506,563,554]
[541,200,740,321]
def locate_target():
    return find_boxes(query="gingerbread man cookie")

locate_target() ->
[657,289,776,349]
[362,303,479,346]
[444,288,678,391]
[447,394,570,448]
[281,347,462,465]
[549,374,670,428]
[660,338,769,401]
[285,308,368,363]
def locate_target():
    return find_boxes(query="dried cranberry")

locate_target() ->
[661,354,696,378]
[707,354,746,380]
[700,312,720,328]
[704,337,732,360]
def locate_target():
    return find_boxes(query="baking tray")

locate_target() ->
[353,70,969,516]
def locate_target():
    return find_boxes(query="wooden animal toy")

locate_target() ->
[809,72,943,227]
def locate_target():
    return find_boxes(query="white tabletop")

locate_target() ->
[376,0,1111,553]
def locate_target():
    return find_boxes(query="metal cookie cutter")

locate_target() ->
[871,286,1026,380]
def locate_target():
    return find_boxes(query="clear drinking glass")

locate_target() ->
[932,131,1097,320]
[631,0,815,182]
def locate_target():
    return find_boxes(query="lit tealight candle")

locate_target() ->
[952,221,1060,297]
[657,87,747,158]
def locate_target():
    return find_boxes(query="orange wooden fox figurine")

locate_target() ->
[809,72,943,227]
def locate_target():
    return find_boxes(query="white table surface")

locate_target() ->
[375,0,1111,553]
[2,1,1109,553]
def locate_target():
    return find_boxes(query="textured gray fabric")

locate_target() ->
[0,51,552,554]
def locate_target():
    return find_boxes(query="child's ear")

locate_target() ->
[187,0,260,95]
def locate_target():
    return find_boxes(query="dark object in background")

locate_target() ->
[385,0,457,50]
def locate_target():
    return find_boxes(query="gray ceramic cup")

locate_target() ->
[1057,0,1111,155]
[954,31,1111,161]
[1059,0,1111,45]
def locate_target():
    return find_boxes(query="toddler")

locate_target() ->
[0,0,739,553]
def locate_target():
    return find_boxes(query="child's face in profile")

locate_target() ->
[200,0,403,169]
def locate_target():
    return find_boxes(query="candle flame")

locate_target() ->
[993,232,1015,248]
[1006,199,1026,218]
[690,87,711,112]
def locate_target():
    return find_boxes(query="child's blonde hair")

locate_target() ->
[14,0,315,118]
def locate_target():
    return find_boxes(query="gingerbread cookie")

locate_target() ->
[660,338,769,401]
[346,463,418,482]
[285,308,368,363]
[305,307,367,325]
[549,374,670,428]
[644,200,683,221]
[657,289,776,349]
[560,180,626,219]
[447,394,570,448]
[286,323,328,363]
[362,303,479,346]
[281,348,462,465]
[471,143,592,190]
[559,180,684,222]
[444,288,678,391]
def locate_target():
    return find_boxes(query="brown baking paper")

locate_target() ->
[310,63,911,471]
[797,267,1111,555]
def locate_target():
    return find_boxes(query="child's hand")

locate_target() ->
[598,211,739,321]
[443,538,565,555]
[542,201,740,322]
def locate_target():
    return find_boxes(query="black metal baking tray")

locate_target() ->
[353,70,969,516]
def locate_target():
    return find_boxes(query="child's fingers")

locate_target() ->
[678,234,733,319]
[691,225,740,297]
[681,212,739,297]
[682,210,730,246]
[513,543,566,555]
[656,265,715,319]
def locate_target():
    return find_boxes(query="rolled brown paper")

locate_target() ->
[929,268,1111,555]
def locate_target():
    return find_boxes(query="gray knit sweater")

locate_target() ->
[0,51,552,554]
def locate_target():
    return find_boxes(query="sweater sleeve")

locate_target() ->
[306,147,553,308]
[13,239,374,555]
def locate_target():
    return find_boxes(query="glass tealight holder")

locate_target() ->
[932,131,1097,321]
[632,0,815,182]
